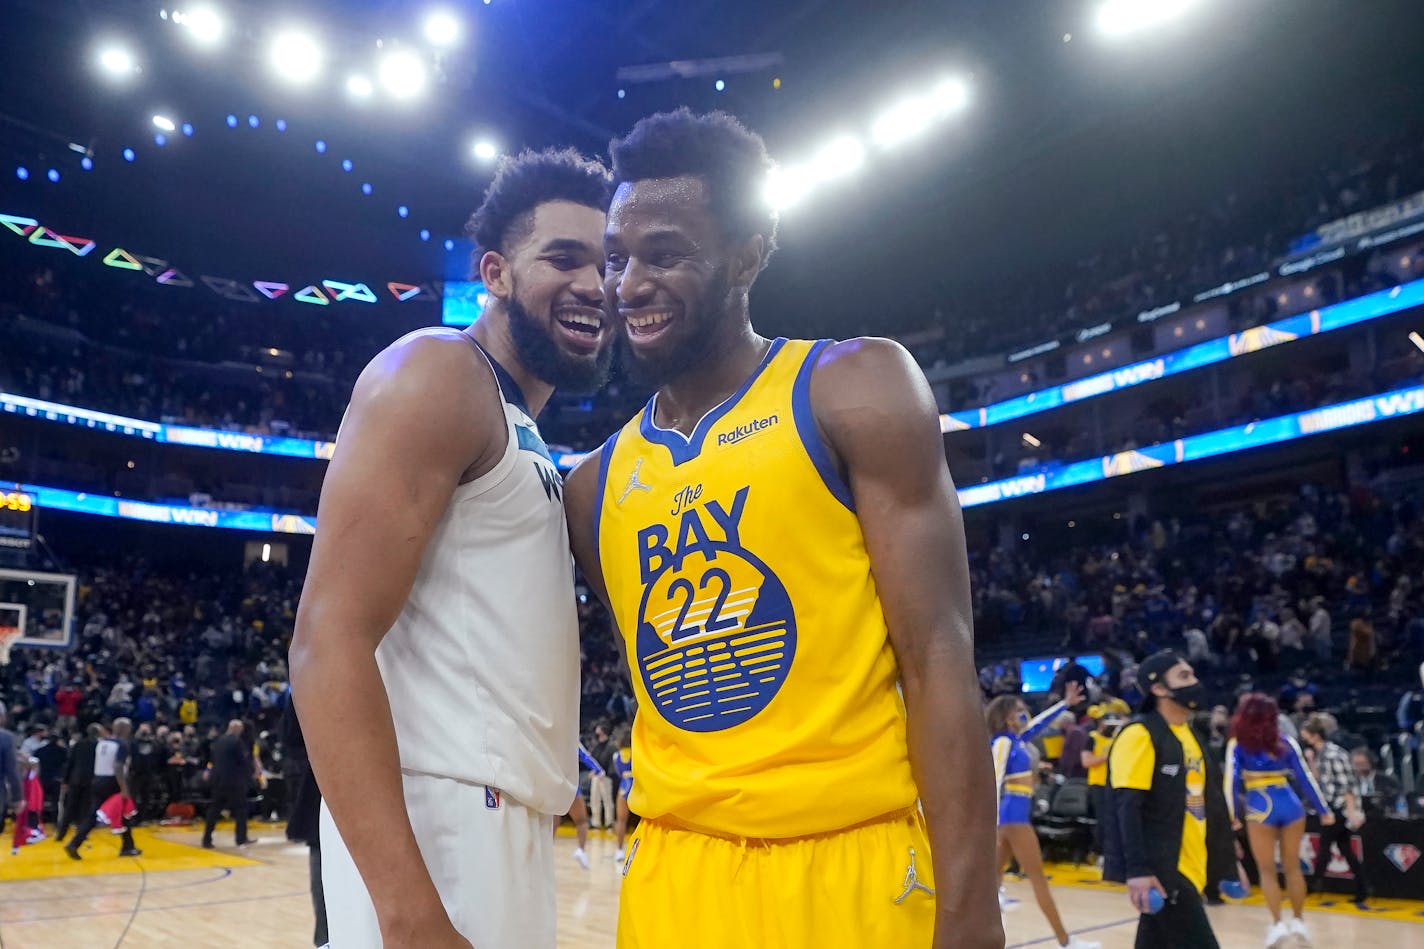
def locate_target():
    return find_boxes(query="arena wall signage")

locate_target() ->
[11,381,1424,532]
[1287,188,1424,259]
[941,277,1424,433]
[956,382,1424,508]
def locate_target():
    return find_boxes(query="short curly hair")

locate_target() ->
[609,109,779,268]
[465,147,612,260]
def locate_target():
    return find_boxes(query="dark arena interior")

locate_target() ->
[2,2,1424,947]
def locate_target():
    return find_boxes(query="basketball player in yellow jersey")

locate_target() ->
[563,110,1003,949]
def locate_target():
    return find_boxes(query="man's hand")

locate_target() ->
[1063,680,1084,707]
[1126,875,1165,914]
[1319,810,1336,826]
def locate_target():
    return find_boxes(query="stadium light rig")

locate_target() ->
[96,44,139,79]
[423,10,462,48]
[172,5,225,48]
[347,75,375,99]
[270,29,324,84]
[152,115,176,132]
[472,140,498,162]
[1096,0,1201,37]
[767,73,970,212]
[379,50,427,99]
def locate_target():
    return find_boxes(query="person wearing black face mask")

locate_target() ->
[1102,652,1235,949]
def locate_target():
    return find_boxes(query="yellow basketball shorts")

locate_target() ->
[616,808,936,949]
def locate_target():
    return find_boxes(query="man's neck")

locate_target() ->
[467,310,555,417]
[1158,700,1190,726]
[653,322,769,435]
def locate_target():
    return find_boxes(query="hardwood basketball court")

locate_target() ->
[1,822,1420,948]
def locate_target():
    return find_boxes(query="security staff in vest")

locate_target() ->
[1103,651,1233,949]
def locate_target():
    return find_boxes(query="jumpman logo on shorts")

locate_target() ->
[894,847,935,904]
[618,458,653,505]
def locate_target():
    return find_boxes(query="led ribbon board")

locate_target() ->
[0,392,587,468]
[957,383,1424,509]
[11,384,1424,532]
[941,278,1424,433]
[0,393,336,460]
[4,481,317,535]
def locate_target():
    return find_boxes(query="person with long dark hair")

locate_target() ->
[1225,693,1332,948]
[987,680,1099,949]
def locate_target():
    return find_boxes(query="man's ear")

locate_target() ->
[479,249,512,299]
[730,234,765,290]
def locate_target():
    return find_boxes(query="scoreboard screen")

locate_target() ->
[0,490,35,550]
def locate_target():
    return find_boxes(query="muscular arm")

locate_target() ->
[290,333,499,941]
[812,338,1003,949]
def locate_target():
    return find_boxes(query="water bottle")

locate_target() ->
[1146,889,1165,914]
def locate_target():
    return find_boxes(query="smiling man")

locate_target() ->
[291,148,612,949]
[563,110,1003,949]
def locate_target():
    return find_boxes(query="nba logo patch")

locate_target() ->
[484,787,501,810]
[1385,843,1420,873]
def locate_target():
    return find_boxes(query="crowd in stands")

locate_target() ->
[973,477,1424,826]
[973,479,1424,671]
[911,128,1424,373]
[977,329,1424,481]
[4,471,1422,831]
[1,130,1420,462]
[0,258,640,453]
[0,553,641,825]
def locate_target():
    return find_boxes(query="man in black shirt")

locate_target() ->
[57,723,101,842]
[65,718,139,859]
[203,719,255,848]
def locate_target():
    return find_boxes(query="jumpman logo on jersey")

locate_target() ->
[618,458,653,505]
[894,847,935,904]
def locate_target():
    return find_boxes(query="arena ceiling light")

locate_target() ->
[771,72,968,212]
[96,44,139,79]
[810,135,865,181]
[379,50,427,99]
[871,98,932,148]
[928,75,970,116]
[270,29,324,84]
[347,74,374,99]
[152,114,177,132]
[472,140,499,162]
[871,75,969,149]
[1096,0,1201,37]
[173,5,225,48]
[764,166,812,212]
[423,9,462,48]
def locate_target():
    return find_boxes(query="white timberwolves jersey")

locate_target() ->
[373,335,579,816]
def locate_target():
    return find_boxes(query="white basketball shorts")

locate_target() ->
[319,770,556,948]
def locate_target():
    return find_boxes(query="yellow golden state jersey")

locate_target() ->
[592,337,918,839]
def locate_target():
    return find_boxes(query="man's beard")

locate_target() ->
[619,266,732,389]
[505,290,612,395]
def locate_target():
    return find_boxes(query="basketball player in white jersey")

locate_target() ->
[290,148,613,949]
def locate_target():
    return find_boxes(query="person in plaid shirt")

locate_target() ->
[1299,715,1369,905]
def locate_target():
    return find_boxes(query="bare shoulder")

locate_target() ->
[808,335,938,440]
[352,328,497,411]
[336,328,504,478]
[813,336,922,383]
